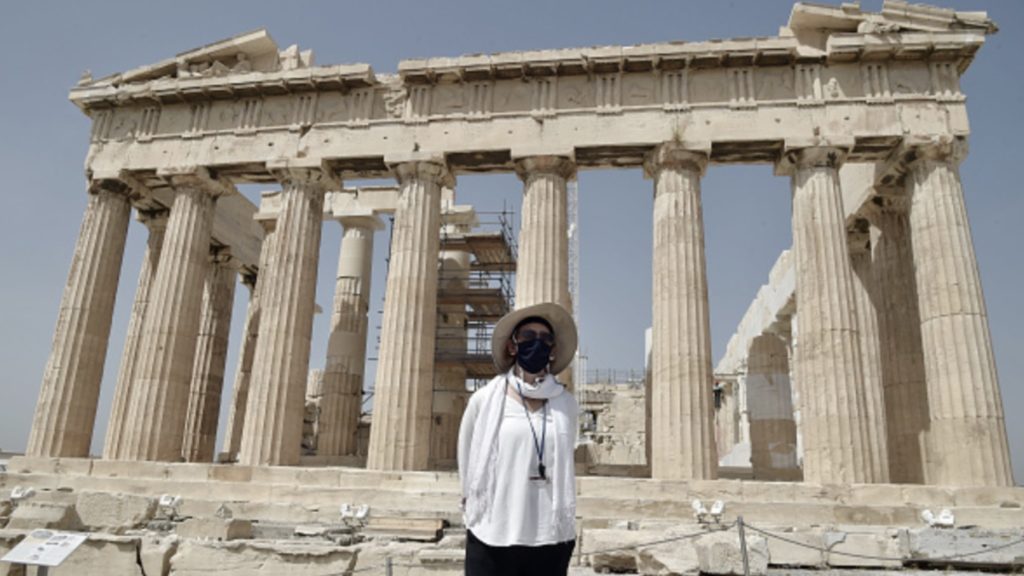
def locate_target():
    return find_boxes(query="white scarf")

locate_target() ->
[463,369,576,537]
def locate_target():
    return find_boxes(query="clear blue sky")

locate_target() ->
[1,0,1020,483]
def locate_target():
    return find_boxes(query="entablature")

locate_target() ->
[72,2,991,186]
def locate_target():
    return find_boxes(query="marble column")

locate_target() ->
[366,160,448,471]
[713,378,742,461]
[27,180,132,458]
[431,212,472,467]
[746,334,799,481]
[120,172,222,461]
[785,147,879,484]
[643,143,717,480]
[103,209,168,460]
[905,142,1013,486]
[239,169,327,467]
[848,227,891,483]
[871,200,929,483]
[514,156,575,385]
[221,225,276,462]
[182,248,237,462]
[318,215,381,457]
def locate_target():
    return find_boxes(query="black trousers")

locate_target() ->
[465,530,575,576]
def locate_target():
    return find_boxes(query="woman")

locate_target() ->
[458,302,579,576]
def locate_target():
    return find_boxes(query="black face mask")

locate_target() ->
[515,338,552,374]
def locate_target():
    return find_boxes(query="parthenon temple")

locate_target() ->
[22,0,1014,490]
[7,2,1024,573]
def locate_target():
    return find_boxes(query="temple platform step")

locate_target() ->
[2,456,1021,530]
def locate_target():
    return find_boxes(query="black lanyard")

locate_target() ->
[511,376,548,480]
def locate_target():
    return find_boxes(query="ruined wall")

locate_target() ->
[580,383,647,468]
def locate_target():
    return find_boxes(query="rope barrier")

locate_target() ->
[339,520,1024,574]
[340,523,731,574]
[578,522,734,555]
[743,521,1024,564]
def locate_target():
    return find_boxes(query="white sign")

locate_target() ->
[1,529,87,567]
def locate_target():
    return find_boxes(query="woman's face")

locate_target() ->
[506,321,556,359]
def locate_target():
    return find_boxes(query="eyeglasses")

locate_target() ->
[515,329,555,346]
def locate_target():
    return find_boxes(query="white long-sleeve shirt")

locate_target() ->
[458,374,578,546]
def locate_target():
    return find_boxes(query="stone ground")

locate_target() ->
[1,458,1022,574]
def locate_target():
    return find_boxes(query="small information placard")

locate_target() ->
[1,529,88,567]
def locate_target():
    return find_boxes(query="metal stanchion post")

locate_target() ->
[385,556,393,576]
[737,515,750,576]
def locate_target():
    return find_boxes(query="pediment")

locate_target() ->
[83,29,315,88]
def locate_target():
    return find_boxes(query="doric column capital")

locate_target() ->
[136,208,170,231]
[513,155,576,182]
[905,135,969,168]
[157,166,237,197]
[859,191,911,227]
[274,168,338,191]
[87,176,135,198]
[643,143,708,179]
[266,157,341,190]
[87,169,148,200]
[209,245,236,268]
[776,146,848,176]
[337,214,385,232]
[240,270,258,291]
[390,160,454,188]
[876,135,968,186]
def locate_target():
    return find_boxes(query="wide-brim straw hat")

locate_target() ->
[491,302,578,375]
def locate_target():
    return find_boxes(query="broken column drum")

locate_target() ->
[318,215,380,457]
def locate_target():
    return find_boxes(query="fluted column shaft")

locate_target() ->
[871,204,929,483]
[221,227,276,462]
[644,144,717,480]
[182,250,237,462]
[103,210,168,459]
[906,144,1013,486]
[787,147,879,484]
[27,182,132,457]
[849,232,891,483]
[746,334,799,480]
[514,156,574,309]
[120,178,219,461]
[319,216,380,457]
[514,156,575,385]
[366,161,447,471]
[239,170,326,466]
